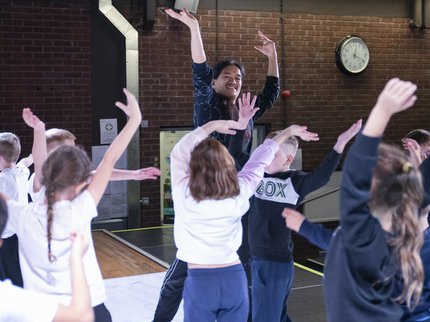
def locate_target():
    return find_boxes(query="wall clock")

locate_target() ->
[335,35,370,75]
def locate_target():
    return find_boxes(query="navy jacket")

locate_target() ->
[298,219,334,251]
[192,61,279,155]
[248,149,341,262]
[324,133,403,322]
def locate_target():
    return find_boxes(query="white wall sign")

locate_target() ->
[100,118,118,144]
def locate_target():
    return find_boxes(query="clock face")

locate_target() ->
[336,36,370,74]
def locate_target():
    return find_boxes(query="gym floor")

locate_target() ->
[96,225,327,322]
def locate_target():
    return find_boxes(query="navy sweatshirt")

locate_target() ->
[248,149,341,262]
[324,133,403,322]
[298,219,334,251]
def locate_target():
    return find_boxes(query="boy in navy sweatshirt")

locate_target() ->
[248,119,361,322]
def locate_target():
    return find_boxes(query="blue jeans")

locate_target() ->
[183,264,249,322]
[153,258,188,322]
[251,257,294,322]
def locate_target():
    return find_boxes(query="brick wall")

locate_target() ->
[2,2,430,227]
[0,0,92,156]
[139,9,430,225]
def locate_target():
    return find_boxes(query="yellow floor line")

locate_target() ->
[110,226,325,279]
[294,262,324,277]
[111,225,173,233]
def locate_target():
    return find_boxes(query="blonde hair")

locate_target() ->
[46,128,76,152]
[0,132,21,164]
[370,143,424,308]
[189,138,239,202]
[266,130,298,156]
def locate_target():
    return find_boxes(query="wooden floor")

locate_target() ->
[92,230,166,279]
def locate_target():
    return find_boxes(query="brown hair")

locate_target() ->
[41,145,91,262]
[404,129,430,147]
[189,138,240,202]
[0,132,21,164]
[46,128,76,153]
[370,143,424,308]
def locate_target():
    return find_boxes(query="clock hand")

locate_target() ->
[355,55,365,63]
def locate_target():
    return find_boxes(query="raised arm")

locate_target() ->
[100,167,161,181]
[333,119,362,153]
[271,124,319,146]
[228,92,260,169]
[238,124,318,197]
[170,120,242,187]
[364,78,417,137]
[86,88,142,204]
[255,31,279,78]
[165,8,206,63]
[341,78,417,240]
[17,154,33,168]
[402,138,424,168]
[54,232,94,322]
[22,108,47,193]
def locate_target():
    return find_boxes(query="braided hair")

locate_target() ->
[41,145,91,262]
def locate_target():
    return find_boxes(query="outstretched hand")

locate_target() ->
[132,167,161,181]
[375,78,417,116]
[22,108,45,130]
[216,120,243,135]
[254,31,277,57]
[290,125,319,142]
[165,8,199,29]
[402,138,424,167]
[333,119,362,153]
[271,125,319,145]
[115,88,142,120]
[238,92,259,129]
[202,120,243,136]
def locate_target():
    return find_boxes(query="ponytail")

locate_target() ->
[371,144,424,308]
[390,175,424,308]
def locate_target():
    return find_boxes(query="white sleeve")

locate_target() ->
[28,173,45,203]
[0,175,18,202]
[2,200,26,238]
[170,127,207,188]
[0,280,58,322]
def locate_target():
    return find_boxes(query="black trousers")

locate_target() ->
[152,257,188,322]
[0,234,23,287]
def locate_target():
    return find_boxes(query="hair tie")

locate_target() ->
[402,162,413,173]
[48,243,57,263]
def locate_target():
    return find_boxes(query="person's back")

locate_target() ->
[324,78,424,322]
[8,90,141,322]
[0,132,29,207]
[324,140,406,321]
[7,146,106,306]
[0,131,27,287]
[0,193,95,322]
